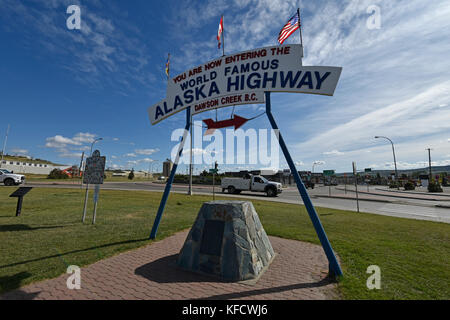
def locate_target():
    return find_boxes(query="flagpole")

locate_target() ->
[297,8,304,63]
[167,53,170,80]
[222,15,225,57]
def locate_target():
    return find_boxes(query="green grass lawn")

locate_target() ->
[0,187,448,299]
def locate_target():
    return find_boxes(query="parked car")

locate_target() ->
[0,169,25,186]
[221,174,282,197]
[324,178,338,186]
[304,180,315,189]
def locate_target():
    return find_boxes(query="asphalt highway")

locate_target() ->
[22,181,450,224]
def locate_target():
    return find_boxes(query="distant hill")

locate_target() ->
[1,154,65,166]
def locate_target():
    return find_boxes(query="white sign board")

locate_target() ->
[148,44,342,125]
[192,91,265,115]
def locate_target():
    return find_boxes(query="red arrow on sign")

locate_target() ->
[203,115,248,135]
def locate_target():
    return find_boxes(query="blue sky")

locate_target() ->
[1,0,449,174]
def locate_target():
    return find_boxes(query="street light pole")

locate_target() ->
[90,137,103,156]
[0,124,10,169]
[375,136,399,190]
[312,161,323,184]
[427,148,433,181]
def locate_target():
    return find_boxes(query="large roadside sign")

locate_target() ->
[148,44,342,125]
[323,170,335,176]
[83,150,106,185]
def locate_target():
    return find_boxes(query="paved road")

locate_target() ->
[22,181,450,223]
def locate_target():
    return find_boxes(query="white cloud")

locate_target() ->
[135,148,160,155]
[45,135,81,148]
[73,132,96,144]
[182,148,208,156]
[323,150,344,156]
[45,132,98,160]
[125,153,137,157]
[57,151,83,159]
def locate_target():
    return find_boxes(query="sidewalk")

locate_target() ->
[1,230,339,300]
[337,186,450,202]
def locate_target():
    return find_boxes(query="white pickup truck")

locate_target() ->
[0,169,25,186]
[221,174,282,197]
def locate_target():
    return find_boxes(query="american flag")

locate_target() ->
[278,13,300,45]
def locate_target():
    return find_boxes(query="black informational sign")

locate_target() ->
[83,150,106,185]
[9,187,33,216]
[9,187,33,198]
[200,220,225,257]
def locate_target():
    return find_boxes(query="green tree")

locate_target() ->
[128,169,135,180]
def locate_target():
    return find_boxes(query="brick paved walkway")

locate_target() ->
[1,231,340,300]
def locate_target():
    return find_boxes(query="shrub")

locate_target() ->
[442,176,449,187]
[389,181,399,189]
[428,181,443,193]
[47,169,69,179]
[404,181,415,191]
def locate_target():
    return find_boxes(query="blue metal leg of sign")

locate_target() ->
[265,92,343,277]
[150,107,191,240]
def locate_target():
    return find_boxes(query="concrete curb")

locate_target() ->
[314,195,391,203]
[435,205,450,209]
[335,187,449,202]
[375,187,450,198]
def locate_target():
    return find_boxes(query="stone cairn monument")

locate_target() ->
[177,200,275,281]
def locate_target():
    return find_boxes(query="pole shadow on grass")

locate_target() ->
[0,238,149,269]
[0,224,64,232]
[0,272,40,300]
[135,254,333,300]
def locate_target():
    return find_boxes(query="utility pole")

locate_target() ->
[353,161,360,213]
[0,124,10,168]
[427,148,433,181]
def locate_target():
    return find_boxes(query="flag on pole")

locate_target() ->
[217,16,223,49]
[165,54,170,78]
[277,12,300,45]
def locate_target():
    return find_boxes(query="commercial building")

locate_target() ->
[0,160,70,175]
[163,159,173,177]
